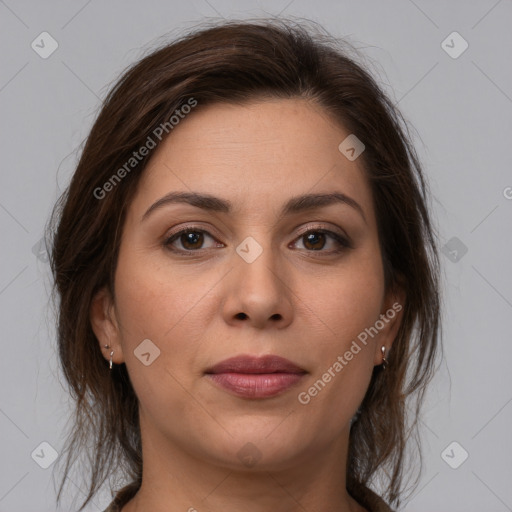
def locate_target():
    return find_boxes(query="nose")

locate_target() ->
[221,244,294,330]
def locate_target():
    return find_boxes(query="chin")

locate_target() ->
[198,424,312,472]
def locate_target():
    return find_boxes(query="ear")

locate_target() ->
[90,287,126,365]
[373,282,406,366]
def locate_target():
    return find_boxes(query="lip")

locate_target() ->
[205,355,307,399]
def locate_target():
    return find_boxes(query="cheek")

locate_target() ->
[309,249,385,347]
[294,246,384,414]
[112,253,210,418]
[112,248,207,377]
[114,244,205,337]
[294,260,384,429]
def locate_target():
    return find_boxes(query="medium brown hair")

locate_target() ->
[49,18,442,510]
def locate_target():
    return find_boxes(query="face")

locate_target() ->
[91,98,404,471]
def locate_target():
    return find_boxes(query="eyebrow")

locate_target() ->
[141,191,366,224]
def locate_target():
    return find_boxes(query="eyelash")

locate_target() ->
[163,225,351,256]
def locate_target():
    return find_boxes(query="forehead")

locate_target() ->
[131,98,375,222]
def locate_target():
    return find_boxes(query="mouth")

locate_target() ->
[204,355,307,399]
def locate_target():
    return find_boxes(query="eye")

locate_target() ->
[163,226,351,255]
[291,229,351,253]
[164,227,223,252]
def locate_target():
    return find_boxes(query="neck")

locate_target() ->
[121,416,367,512]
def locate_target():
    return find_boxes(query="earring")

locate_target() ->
[381,346,387,370]
[103,344,114,370]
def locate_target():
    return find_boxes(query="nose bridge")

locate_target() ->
[236,236,285,302]
[222,234,293,328]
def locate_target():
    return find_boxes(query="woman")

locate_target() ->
[49,19,441,512]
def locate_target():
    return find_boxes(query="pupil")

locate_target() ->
[182,232,203,249]
[305,232,325,250]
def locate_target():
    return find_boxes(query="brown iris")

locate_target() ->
[180,231,204,250]
[302,232,326,250]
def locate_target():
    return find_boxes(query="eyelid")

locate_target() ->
[294,222,349,241]
[163,224,223,248]
[164,223,221,239]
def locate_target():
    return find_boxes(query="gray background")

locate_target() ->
[1,0,511,511]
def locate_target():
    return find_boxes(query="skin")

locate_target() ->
[90,98,405,512]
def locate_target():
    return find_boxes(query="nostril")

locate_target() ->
[235,312,248,320]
